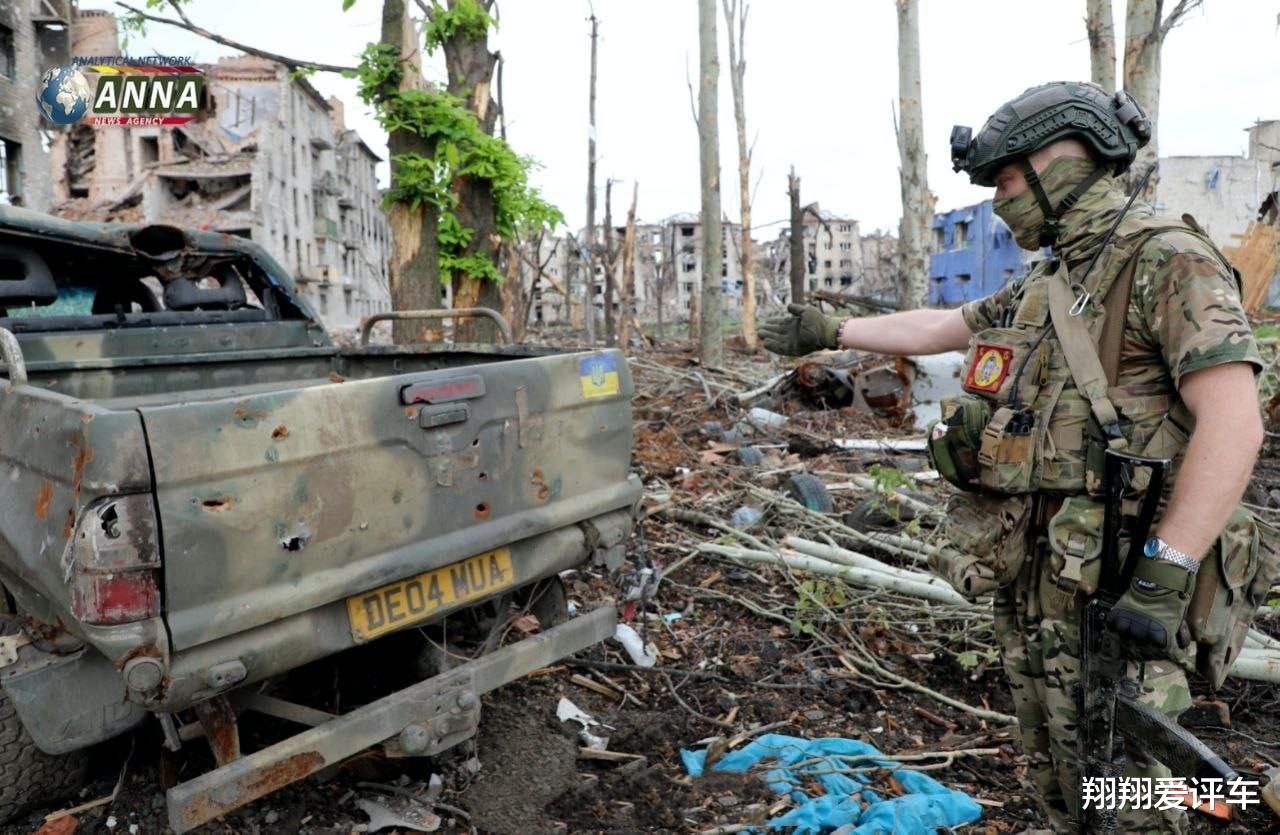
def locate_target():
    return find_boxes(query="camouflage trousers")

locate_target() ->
[994,542,1192,834]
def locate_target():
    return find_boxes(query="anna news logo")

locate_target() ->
[37,56,204,127]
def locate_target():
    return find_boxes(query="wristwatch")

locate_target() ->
[1142,536,1200,573]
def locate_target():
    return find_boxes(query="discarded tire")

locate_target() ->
[784,473,835,513]
[737,445,765,466]
[0,688,88,823]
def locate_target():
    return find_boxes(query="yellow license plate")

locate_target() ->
[346,548,514,641]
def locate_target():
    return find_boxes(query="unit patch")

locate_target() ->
[964,343,1014,393]
[578,352,620,398]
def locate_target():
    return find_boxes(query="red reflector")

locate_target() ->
[71,572,159,625]
[400,375,486,405]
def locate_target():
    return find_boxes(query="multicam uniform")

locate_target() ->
[957,175,1262,833]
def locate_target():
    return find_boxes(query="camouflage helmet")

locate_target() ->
[950,81,1151,187]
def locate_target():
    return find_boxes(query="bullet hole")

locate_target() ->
[281,534,309,552]
[99,503,121,539]
[271,425,289,440]
[474,502,490,520]
[478,472,488,482]
[471,437,481,447]
[200,497,233,512]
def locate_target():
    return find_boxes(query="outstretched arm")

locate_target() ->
[835,307,973,356]
[759,304,972,357]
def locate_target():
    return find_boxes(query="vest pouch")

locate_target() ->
[932,493,1032,600]
[926,395,991,491]
[1046,496,1107,596]
[961,328,1047,404]
[1186,506,1277,689]
[976,405,1039,494]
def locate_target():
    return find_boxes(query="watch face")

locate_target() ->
[1143,537,1160,558]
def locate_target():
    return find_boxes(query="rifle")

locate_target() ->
[1078,448,1239,834]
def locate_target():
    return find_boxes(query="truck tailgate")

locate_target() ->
[137,350,634,650]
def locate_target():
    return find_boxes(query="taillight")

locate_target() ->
[68,495,160,625]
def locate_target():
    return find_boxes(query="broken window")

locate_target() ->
[66,125,94,198]
[954,221,969,249]
[139,136,160,166]
[956,273,971,283]
[681,226,694,237]
[0,140,21,205]
[932,227,945,254]
[0,25,12,81]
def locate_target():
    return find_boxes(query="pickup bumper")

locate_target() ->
[167,603,616,833]
[152,498,636,712]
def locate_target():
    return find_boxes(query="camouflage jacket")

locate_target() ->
[959,175,1262,495]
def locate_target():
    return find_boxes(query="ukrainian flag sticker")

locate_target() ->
[578,352,620,398]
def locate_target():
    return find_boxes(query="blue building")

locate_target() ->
[928,200,1026,306]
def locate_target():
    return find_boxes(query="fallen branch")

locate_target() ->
[698,543,971,607]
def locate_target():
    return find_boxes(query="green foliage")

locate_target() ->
[956,648,998,670]
[424,0,495,54]
[789,579,847,636]
[353,39,560,284]
[867,464,909,493]
[866,464,909,521]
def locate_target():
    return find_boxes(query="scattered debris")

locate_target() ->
[612,623,658,668]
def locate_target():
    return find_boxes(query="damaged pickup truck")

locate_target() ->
[0,208,639,831]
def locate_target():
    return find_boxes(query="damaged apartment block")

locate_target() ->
[48,11,391,330]
[0,0,72,212]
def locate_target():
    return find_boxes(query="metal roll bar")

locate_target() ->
[0,328,26,387]
[359,308,514,346]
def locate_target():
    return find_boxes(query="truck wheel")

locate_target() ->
[784,473,834,513]
[0,688,88,823]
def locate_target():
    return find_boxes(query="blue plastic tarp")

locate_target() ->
[681,733,982,834]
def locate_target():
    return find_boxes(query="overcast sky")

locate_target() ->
[80,0,1280,238]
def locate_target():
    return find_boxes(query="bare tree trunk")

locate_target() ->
[1085,0,1116,91]
[584,12,599,346]
[618,183,638,350]
[723,0,757,350]
[603,178,615,345]
[382,0,441,344]
[895,0,930,310]
[697,0,723,366]
[1123,0,1202,201]
[436,0,502,342]
[788,167,804,305]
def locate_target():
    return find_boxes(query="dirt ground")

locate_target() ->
[9,341,1280,834]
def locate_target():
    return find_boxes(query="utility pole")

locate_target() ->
[583,9,599,345]
[697,0,723,367]
[603,178,616,345]
[788,167,804,305]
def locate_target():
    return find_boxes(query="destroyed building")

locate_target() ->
[0,0,71,211]
[768,206,898,304]
[928,200,1024,307]
[48,12,390,330]
[1154,120,1280,251]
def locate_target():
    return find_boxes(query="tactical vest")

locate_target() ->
[926,214,1279,688]
[931,211,1225,498]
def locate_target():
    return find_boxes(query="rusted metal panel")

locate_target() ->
[141,350,634,650]
[166,605,617,833]
[193,695,240,766]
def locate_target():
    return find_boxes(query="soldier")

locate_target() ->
[760,82,1264,833]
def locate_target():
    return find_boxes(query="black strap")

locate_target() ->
[1019,160,1109,248]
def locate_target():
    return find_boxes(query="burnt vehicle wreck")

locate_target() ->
[0,207,639,831]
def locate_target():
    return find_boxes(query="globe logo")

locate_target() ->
[36,66,93,126]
